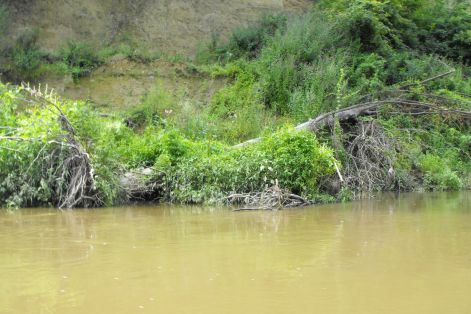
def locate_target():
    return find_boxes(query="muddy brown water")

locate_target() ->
[1,192,470,314]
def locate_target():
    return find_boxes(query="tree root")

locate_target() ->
[22,83,101,209]
[342,120,396,194]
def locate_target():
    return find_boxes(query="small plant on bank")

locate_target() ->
[58,41,102,79]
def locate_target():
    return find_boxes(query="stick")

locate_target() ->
[399,70,456,90]
[333,160,344,183]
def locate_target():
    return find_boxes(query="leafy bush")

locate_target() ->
[126,82,174,129]
[0,83,120,208]
[208,62,269,141]
[319,0,471,63]
[197,14,288,63]
[418,154,462,190]
[414,1,471,64]
[223,14,287,60]
[58,41,102,79]
[164,127,337,203]
[5,29,43,82]
[379,113,470,192]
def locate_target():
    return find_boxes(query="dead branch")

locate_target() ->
[0,136,36,142]
[234,96,471,148]
[342,120,397,194]
[120,168,164,201]
[233,71,470,149]
[399,69,455,90]
[21,83,101,209]
[227,184,310,211]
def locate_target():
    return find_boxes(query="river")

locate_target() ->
[0,192,470,314]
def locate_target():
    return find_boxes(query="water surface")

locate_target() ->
[1,192,470,314]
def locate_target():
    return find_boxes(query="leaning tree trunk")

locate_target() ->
[234,70,470,148]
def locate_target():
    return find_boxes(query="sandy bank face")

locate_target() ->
[5,0,312,55]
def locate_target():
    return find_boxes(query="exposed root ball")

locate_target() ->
[56,142,99,208]
[22,84,101,209]
[343,120,396,194]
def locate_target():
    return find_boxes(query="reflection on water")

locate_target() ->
[0,192,470,314]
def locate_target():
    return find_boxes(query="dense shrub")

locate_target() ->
[319,0,471,63]
[413,1,471,64]
[196,14,288,63]
[204,1,471,120]
[1,29,43,82]
[126,82,174,128]
[0,83,119,207]
[58,41,102,79]
[418,154,462,191]
[222,14,288,60]
[379,113,471,192]
[163,127,337,203]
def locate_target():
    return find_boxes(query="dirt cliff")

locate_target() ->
[2,0,312,109]
[5,0,312,55]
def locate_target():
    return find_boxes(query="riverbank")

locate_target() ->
[1,1,470,209]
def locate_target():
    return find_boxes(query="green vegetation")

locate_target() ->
[0,83,337,207]
[0,35,165,83]
[0,84,119,207]
[97,34,164,63]
[196,14,288,63]
[1,0,470,209]
[0,4,8,36]
[0,9,164,84]
[56,41,103,79]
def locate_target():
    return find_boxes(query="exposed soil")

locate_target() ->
[4,0,313,55]
[43,57,226,110]
[4,0,312,109]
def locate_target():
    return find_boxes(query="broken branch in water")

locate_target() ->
[227,184,311,211]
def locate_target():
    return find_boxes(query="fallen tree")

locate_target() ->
[231,71,471,209]
[235,70,470,148]
[235,97,470,148]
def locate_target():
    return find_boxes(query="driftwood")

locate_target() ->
[120,167,164,201]
[226,184,310,211]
